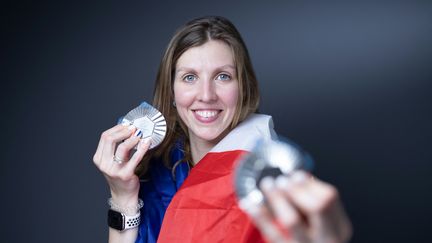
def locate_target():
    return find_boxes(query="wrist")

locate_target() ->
[108,197,144,216]
[110,192,139,208]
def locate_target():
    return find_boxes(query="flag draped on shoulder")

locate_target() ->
[157,114,277,243]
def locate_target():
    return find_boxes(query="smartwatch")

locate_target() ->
[107,209,141,231]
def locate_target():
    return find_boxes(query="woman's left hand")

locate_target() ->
[247,171,352,243]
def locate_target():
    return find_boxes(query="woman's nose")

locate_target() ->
[198,79,217,102]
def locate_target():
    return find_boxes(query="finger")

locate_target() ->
[123,138,151,173]
[100,126,136,169]
[283,171,352,242]
[261,177,302,229]
[295,174,351,242]
[93,124,128,166]
[284,171,337,214]
[275,176,316,243]
[260,177,309,243]
[309,199,352,243]
[247,203,291,243]
[102,126,135,161]
[113,129,143,162]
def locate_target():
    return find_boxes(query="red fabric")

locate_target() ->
[157,150,265,243]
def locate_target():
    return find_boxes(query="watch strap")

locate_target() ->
[123,211,141,230]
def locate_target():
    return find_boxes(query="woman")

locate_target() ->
[93,16,352,243]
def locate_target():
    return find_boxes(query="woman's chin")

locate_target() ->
[199,129,231,144]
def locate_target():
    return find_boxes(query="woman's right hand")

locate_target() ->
[93,124,151,206]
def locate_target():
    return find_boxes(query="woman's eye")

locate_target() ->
[216,73,231,81]
[183,74,197,82]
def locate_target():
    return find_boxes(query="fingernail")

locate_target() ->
[134,129,143,138]
[292,171,307,184]
[127,125,136,131]
[139,137,152,149]
[239,200,260,217]
[275,175,292,190]
[260,176,275,191]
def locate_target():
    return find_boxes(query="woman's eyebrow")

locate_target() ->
[217,64,235,71]
[176,64,235,74]
[175,67,195,74]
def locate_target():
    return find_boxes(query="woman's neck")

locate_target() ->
[188,128,231,165]
[189,136,216,165]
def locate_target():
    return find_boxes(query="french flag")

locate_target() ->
[157,114,277,243]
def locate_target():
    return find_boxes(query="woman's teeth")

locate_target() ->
[195,110,219,118]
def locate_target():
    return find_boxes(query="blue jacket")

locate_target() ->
[135,145,189,243]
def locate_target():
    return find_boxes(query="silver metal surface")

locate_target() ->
[120,102,167,149]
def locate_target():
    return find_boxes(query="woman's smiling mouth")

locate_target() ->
[193,109,222,123]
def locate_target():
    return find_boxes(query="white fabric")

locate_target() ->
[210,113,278,153]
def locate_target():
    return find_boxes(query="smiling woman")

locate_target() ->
[174,40,239,163]
[93,16,352,243]
[150,16,260,172]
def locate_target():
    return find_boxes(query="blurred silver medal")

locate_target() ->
[120,102,167,149]
[234,138,314,211]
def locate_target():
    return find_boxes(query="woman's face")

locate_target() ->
[174,40,239,144]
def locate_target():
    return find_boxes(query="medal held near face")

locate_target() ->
[119,102,167,149]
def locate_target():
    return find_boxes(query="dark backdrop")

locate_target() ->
[2,1,431,242]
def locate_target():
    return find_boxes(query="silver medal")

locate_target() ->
[120,102,167,149]
[234,138,314,211]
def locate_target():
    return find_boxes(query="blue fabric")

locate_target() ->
[135,145,189,243]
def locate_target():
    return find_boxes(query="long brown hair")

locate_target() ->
[136,16,260,177]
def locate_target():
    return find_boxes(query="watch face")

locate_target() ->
[108,209,124,231]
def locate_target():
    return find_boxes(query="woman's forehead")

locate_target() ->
[175,40,235,71]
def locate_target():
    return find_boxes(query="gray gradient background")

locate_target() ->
[2,1,432,242]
